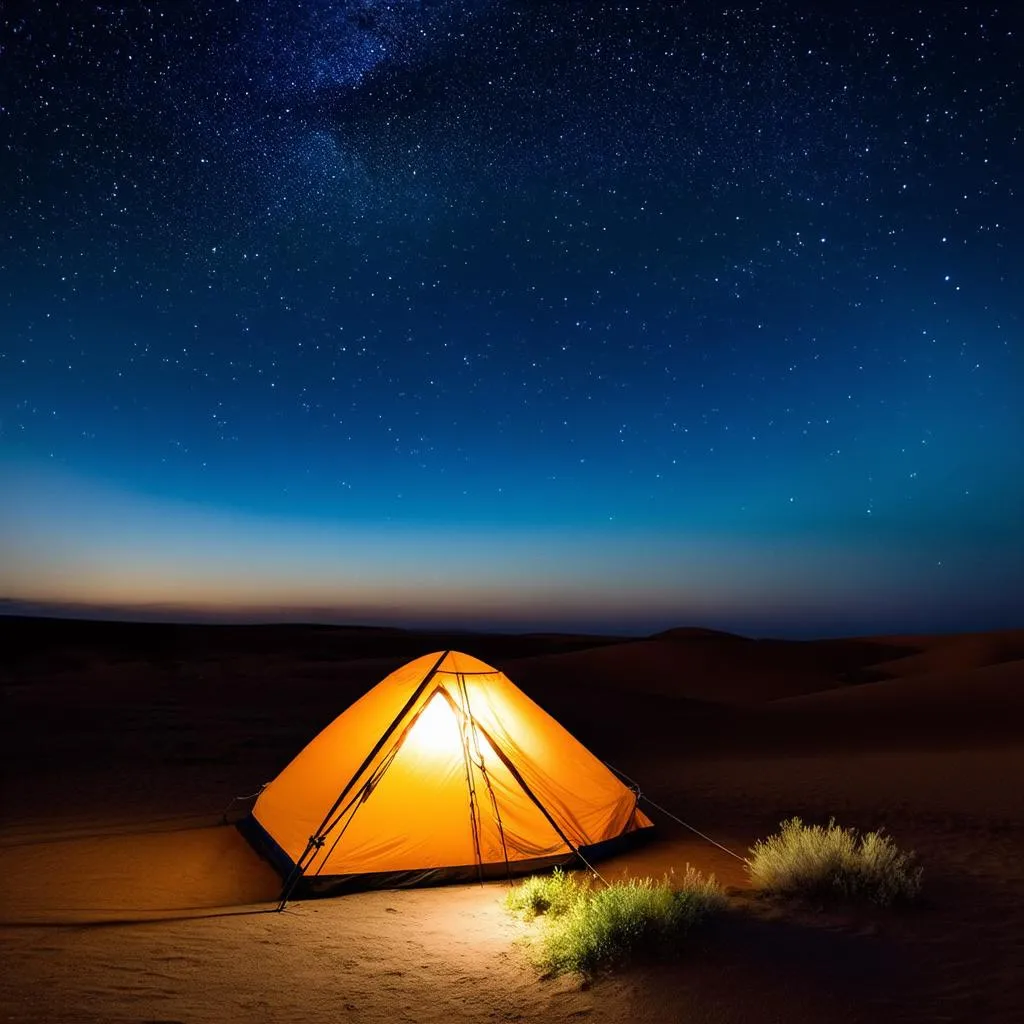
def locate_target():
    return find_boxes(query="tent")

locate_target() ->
[239,650,653,897]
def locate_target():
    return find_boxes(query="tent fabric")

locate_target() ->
[243,650,653,893]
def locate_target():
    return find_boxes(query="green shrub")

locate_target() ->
[504,867,584,919]
[506,865,724,975]
[746,817,923,906]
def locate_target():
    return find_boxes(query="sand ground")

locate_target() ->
[2,619,1022,1022]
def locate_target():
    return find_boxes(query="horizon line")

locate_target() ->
[2,598,1020,644]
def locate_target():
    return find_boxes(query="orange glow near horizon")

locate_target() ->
[1,461,993,635]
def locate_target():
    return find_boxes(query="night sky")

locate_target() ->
[2,2,1021,637]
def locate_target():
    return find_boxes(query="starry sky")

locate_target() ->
[2,1,1022,637]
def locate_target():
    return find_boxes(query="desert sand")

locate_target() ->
[2,617,1022,1022]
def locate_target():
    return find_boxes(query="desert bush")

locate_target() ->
[504,866,584,919]
[506,865,724,975]
[746,817,923,906]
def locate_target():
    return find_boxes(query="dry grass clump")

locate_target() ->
[505,865,724,975]
[746,817,923,906]
[503,867,584,919]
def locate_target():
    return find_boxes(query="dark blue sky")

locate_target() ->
[2,1,1021,636]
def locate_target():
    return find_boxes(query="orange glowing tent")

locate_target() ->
[239,650,653,897]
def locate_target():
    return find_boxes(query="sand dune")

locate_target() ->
[774,655,1024,713]
[859,628,1024,680]
[750,656,1024,754]
[2,618,1023,1023]
[507,633,917,705]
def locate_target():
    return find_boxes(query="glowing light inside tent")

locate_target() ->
[407,692,463,759]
